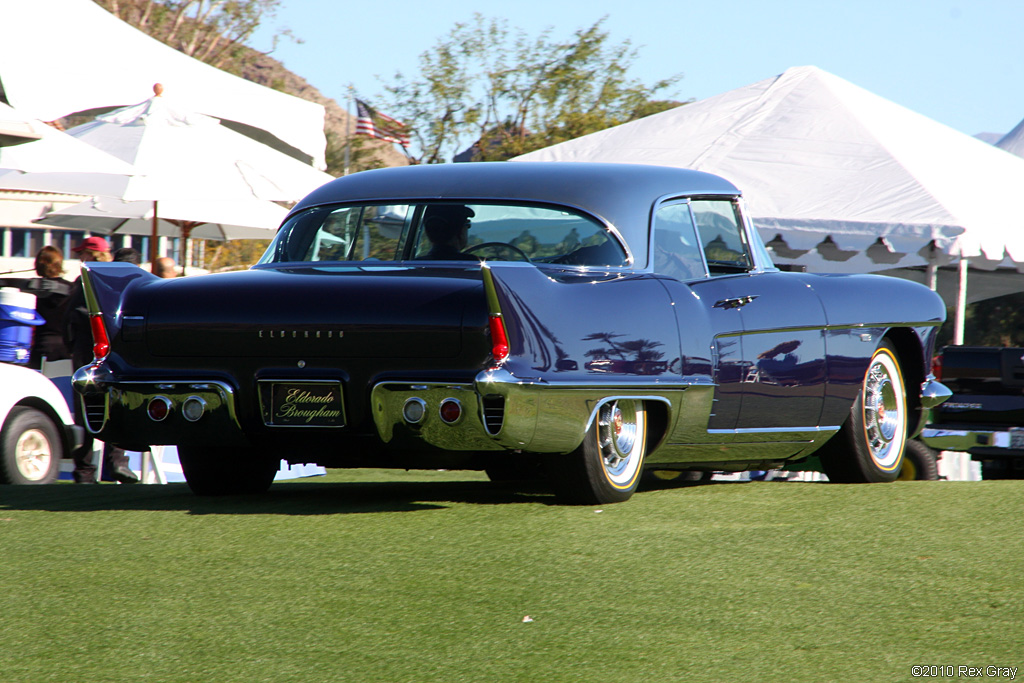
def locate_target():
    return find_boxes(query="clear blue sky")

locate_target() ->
[253,0,1023,140]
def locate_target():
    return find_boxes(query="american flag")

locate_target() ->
[354,99,410,147]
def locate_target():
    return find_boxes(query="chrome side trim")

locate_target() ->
[475,367,684,453]
[707,425,841,435]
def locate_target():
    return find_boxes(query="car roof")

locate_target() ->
[290,162,742,258]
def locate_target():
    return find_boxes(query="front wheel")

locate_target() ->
[0,407,63,485]
[819,340,908,483]
[177,444,278,496]
[554,399,647,504]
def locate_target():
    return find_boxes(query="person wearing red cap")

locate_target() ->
[62,236,139,484]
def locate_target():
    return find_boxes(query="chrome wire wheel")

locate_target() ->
[861,348,906,472]
[15,428,54,482]
[596,400,645,488]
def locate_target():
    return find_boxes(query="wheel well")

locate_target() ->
[11,398,70,456]
[643,399,670,454]
[883,328,925,431]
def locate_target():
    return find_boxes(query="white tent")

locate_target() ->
[515,66,1024,342]
[996,118,1024,158]
[0,0,326,169]
[516,66,1024,272]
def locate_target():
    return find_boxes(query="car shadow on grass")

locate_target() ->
[0,478,559,516]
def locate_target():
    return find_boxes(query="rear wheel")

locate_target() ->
[555,399,647,504]
[177,445,278,495]
[0,407,63,485]
[819,340,908,483]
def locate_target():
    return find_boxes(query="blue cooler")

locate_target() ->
[0,287,44,364]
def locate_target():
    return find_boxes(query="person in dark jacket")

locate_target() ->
[64,236,139,484]
[27,245,73,370]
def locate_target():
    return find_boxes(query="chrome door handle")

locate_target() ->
[713,295,758,310]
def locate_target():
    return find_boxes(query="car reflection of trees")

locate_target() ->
[583,332,668,375]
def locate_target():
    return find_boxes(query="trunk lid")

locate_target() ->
[128,265,485,359]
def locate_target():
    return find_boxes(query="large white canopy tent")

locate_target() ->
[996,119,1024,158]
[515,66,1024,342]
[0,0,326,169]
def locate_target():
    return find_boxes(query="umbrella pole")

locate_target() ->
[150,199,159,272]
[181,224,193,277]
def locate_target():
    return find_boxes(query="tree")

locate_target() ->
[93,0,285,74]
[384,15,687,163]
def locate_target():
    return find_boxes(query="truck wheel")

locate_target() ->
[899,440,939,481]
[0,407,63,485]
[178,445,278,495]
[641,469,711,489]
[819,341,907,483]
[554,399,647,504]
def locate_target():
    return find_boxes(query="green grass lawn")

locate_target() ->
[1,472,1021,682]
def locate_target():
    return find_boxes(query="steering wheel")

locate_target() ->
[464,242,532,262]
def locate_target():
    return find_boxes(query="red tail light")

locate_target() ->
[932,353,942,380]
[89,313,110,360]
[489,314,509,363]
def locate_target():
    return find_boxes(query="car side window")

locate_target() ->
[653,202,705,280]
[691,200,752,274]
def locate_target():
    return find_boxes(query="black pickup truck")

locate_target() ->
[920,345,1024,479]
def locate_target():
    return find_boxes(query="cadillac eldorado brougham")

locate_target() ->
[72,162,950,503]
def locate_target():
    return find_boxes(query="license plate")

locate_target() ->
[261,381,346,427]
[1010,428,1024,450]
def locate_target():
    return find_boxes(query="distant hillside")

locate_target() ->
[237,48,408,173]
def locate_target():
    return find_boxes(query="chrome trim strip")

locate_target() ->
[707,426,841,435]
[475,367,708,391]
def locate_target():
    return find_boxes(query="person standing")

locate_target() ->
[27,245,73,370]
[63,236,139,484]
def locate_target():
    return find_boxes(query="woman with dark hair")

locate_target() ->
[27,245,73,370]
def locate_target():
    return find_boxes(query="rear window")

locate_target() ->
[259,202,628,267]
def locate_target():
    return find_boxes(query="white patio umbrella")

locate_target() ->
[60,88,333,263]
[0,102,43,147]
[35,196,287,274]
[65,88,333,203]
[0,103,138,193]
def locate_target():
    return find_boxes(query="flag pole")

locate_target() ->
[344,85,353,176]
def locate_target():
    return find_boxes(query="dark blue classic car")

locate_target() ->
[73,162,950,503]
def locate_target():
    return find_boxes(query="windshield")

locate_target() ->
[258,202,628,267]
